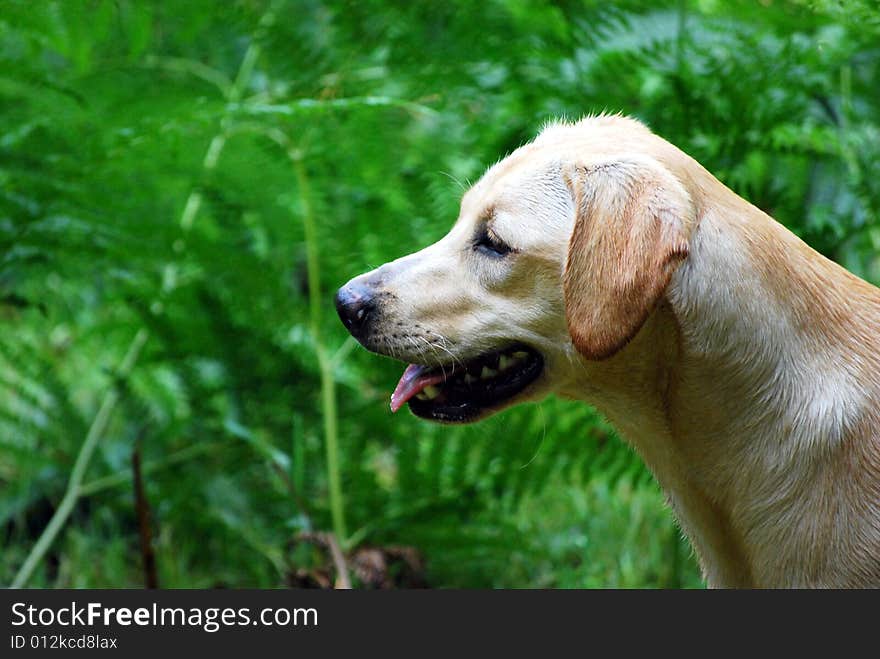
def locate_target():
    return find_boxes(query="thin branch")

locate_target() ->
[133,437,159,589]
[11,328,149,588]
[294,155,348,544]
[326,533,352,590]
[8,8,275,587]
[78,441,213,497]
[299,532,351,589]
[235,95,438,118]
[330,336,359,367]
[142,55,232,96]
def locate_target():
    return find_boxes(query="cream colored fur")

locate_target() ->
[346,115,880,588]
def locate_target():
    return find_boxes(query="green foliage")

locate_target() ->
[1,0,877,588]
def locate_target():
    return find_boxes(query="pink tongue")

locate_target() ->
[390,364,448,413]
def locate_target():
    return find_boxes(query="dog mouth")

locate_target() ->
[389,343,544,423]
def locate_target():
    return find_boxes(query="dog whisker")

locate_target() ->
[429,341,464,372]
[417,336,448,378]
[406,335,439,373]
[424,330,464,368]
[425,329,454,348]
[414,335,440,363]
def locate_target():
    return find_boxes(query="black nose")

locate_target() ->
[335,282,376,338]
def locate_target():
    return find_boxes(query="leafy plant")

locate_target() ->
[1,0,876,588]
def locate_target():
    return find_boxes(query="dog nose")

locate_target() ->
[335,282,376,338]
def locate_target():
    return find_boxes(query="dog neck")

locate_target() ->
[569,197,880,587]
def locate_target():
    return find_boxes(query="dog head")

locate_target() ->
[336,116,696,422]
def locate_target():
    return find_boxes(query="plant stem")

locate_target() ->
[132,436,159,589]
[291,414,306,506]
[293,156,348,544]
[294,158,324,337]
[8,17,271,587]
[78,441,213,497]
[11,329,149,588]
[228,123,348,544]
[318,345,346,543]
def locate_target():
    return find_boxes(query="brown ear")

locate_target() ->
[563,159,694,360]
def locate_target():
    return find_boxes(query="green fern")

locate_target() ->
[1,0,876,588]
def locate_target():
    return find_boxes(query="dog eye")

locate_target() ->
[473,228,512,257]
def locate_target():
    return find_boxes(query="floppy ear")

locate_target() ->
[563,159,694,360]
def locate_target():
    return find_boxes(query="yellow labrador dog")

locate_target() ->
[336,115,880,588]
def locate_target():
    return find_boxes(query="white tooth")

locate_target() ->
[415,392,429,400]
[423,385,440,400]
[512,351,529,360]
[481,367,497,379]
[498,355,512,371]
[464,374,476,385]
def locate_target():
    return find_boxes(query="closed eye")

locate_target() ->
[473,227,512,257]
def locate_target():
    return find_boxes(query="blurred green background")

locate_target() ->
[2,0,878,589]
